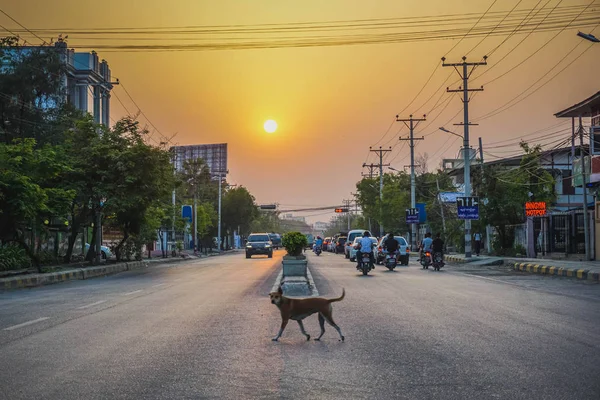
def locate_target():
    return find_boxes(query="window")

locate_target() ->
[563,170,575,195]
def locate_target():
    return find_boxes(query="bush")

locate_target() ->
[282,232,308,256]
[0,244,31,271]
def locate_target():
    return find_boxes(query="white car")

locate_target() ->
[344,229,371,259]
[85,243,112,259]
[349,237,378,262]
[375,236,410,265]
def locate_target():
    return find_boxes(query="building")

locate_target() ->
[170,143,228,178]
[281,213,306,223]
[1,38,114,126]
[313,221,328,233]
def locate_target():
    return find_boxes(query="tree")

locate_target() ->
[0,139,74,271]
[474,142,555,253]
[221,187,258,247]
[102,118,176,261]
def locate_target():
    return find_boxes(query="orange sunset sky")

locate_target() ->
[4,0,599,223]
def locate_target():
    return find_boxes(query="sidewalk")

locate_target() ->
[445,254,600,282]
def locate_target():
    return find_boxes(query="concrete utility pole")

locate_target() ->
[479,137,492,254]
[442,56,487,258]
[369,147,391,237]
[436,177,446,234]
[343,199,353,231]
[579,117,591,261]
[362,163,377,179]
[216,170,229,251]
[397,114,426,251]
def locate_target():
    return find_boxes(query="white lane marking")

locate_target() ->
[76,300,107,310]
[151,283,166,288]
[4,317,50,331]
[123,290,143,296]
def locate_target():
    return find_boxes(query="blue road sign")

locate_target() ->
[406,208,419,224]
[416,203,427,223]
[182,205,193,223]
[456,197,479,220]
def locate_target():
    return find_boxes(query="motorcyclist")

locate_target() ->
[419,232,433,263]
[356,231,375,269]
[382,232,399,261]
[432,232,444,262]
[314,236,324,252]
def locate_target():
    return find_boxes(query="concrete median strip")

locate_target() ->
[0,258,189,291]
[510,262,599,282]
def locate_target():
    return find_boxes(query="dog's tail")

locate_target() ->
[328,288,345,303]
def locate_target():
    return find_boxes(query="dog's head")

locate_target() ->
[269,286,284,305]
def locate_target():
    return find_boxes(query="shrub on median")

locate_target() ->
[282,232,308,257]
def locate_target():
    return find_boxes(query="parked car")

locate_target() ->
[84,243,112,260]
[344,229,371,258]
[334,236,347,254]
[268,233,282,249]
[349,236,377,262]
[323,237,332,251]
[375,236,410,265]
[245,233,273,258]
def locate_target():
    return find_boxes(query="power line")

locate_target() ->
[445,0,498,57]
[0,8,47,44]
[466,0,524,57]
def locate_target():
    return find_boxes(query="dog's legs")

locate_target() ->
[314,313,326,341]
[296,320,311,341]
[322,308,345,342]
[272,318,289,341]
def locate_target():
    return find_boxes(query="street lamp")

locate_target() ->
[439,126,464,139]
[577,31,600,43]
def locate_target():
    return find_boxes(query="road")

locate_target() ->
[0,250,599,399]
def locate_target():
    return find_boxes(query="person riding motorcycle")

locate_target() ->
[314,236,324,252]
[432,233,444,262]
[382,232,399,261]
[356,231,375,269]
[419,232,434,263]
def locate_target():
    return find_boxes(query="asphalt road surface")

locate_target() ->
[0,250,599,399]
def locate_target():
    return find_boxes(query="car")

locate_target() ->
[344,229,371,258]
[375,236,410,265]
[84,243,112,259]
[323,237,332,251]
[245,233,273,258]
[334,236,347,254]
[268,233,282,249]
[349,236,378,262]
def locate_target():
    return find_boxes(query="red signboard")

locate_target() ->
[525,201,546,217]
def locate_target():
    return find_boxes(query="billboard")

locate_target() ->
[171,143,228,178]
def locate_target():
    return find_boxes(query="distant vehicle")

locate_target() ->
[375,236,410,266]
[344,229,371,259]
[85,243,112,260]
[334,236,347,254]
[245,233,273,259]
[305,234,314,249]
[268,233,282,249]
[323,237,332,251]
[349,236,377,262]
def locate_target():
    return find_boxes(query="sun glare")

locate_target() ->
[264,119,278,133]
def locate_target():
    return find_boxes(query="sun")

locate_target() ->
[264,119,278,133]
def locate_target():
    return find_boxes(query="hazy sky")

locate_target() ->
[4,0,599,224]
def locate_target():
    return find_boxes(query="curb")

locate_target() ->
[271,264,319,297]
[0,258,190,291]
[510,262,600,282]
[445,255,469,264]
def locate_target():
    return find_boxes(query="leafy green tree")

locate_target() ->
[221,187,258,246]
[0,139,74,271]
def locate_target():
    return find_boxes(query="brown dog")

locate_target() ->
[269,287,345,342]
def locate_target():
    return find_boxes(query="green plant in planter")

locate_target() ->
[282,232,308,257]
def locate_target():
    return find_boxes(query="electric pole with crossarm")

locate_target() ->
[369,147,391,237]
[442,55,487,258]
[397,114,425,251]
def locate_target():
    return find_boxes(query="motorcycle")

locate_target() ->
[314,246,322,256]
[357,252,374,275]
[420,251,432,269]
[385,251,398,271]
[432,251,444,271]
